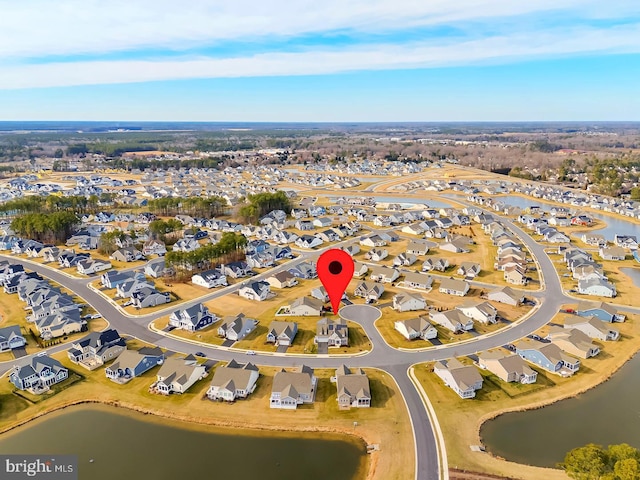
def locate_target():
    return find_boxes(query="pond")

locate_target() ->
[498,195,640,241]
[481,353,640,467]
[0,404,367,480]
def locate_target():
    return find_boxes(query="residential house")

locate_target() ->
[270,365,317,409]
[217,314,259,341]
[457,262,481,279]
[105,347,164,384]
[515,338,580,376]
[131,287,171,308]
[288,261,317,279]
[614,235,638,250]
[370,265,400,283]
[429,309,474,333]
[406,240,430,256]
[206,359,259,401]
[0,325,26,352]
[478,351,537,384]
[576,302,624,322]
[457,301,498,324]
[422,257,449,272]
[285,296,326,316]
[110,247,144,262]
[599,246,626,261]
[487,286,524,306]
[353,281,385,302]
[440,240,470,253]
[154,356,207,394]
[101,270,145,289]
[578,278,616,298]
[267,270,298,289]
[352,262,369,278]
[433,358,483,399]
[438,278,470,296]
[504,265,528,285]
[77,258,112,275]
[563,315,619,341]
[266,321,298,346]
[547,328,600,358]
[392,292,427,312]
[116,278,153,298]
[10,355,68,392]
[310,286,329,302]
[295,235,323,249]
[334,365,371,409]
[392,252,418,267]
[394,317,438,341]
[67,329,127,370]
[238,281,272,301]
[168,303,218,332]
[191,269,228,288]
[315,318,349,347]
[403,271,433,290]
[359,235,387,247]
[222,261,253,279]
[172,238,200,253]
[142,239,167,257]
[365,248,388,262]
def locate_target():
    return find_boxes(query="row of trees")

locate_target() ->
[147,196,228,218]
[0,194,116,216]
[11,212,78,244]
[562,443,640,479]
[238,191,292,223]
[164,232,246,277]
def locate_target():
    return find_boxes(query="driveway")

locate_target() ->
[12,347,27,358]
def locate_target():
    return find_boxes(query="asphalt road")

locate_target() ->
[2,199,639,480]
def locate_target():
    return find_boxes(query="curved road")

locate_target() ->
[2,199,635,480]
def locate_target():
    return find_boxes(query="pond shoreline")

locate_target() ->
[0,398,373,479]
[477,342,640,469]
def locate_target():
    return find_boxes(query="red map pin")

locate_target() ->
[317,249,354,315]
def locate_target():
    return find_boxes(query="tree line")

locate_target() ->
[238,191,292,223]
[11,211,79,244]
[0,194,115,216]
[164,232,247,279]
[147,196,228,218]
[562,443,640,479]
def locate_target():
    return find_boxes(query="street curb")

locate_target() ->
[408,366,449,480]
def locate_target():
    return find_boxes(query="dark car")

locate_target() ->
[194,352,206,357]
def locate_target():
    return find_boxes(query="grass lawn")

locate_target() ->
[0,353,413,480]
[414,313,640,480]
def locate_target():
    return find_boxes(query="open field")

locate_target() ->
[0,351,413,480]
[414,313,640,479]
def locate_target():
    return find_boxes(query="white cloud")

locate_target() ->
[1,23,639,89]
[0,0,636,59]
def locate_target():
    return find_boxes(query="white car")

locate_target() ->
[246,350,256,355]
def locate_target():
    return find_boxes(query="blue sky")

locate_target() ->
[0,0,639,121]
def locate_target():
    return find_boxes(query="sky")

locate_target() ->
[1,0,639,121]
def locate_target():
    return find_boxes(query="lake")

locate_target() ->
[498,195,640,241]
[372,196,451,208]
[621,267,640,288]
[481,353,640,467]
[0,405,367,480]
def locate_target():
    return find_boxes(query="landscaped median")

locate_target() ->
[411,312,640,479]
[0,348,412,480]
